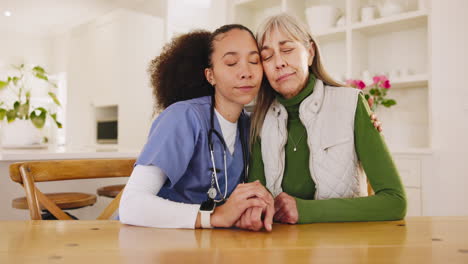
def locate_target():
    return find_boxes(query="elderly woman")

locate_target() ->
[245,14,406,225]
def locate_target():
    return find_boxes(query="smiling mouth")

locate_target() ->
[276,72,295,82]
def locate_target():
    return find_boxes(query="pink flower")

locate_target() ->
[346,79,366,90]
[357,80,366,90]
[382,79,391,89]
[372,75,388,86]
[372,76,382,84]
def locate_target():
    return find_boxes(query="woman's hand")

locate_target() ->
[370,113,383,132]
[234,206,265,231]
[210,181,274,231]
[367,97,383,132]
[273,192,298,224]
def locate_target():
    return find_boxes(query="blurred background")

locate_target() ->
[1,0,467,219]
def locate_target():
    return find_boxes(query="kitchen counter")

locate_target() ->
[0,144,140,161]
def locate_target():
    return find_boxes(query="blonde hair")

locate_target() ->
[250,13,344,146]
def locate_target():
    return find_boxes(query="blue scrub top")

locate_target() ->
[136,96,250,204]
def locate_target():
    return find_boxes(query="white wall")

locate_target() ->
[426,0,468,215]
[166,0,227,39]
[0,31,52,69]
[61,9,164,149]
[116,10,165,149]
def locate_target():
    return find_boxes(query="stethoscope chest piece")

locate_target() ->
[207,187,217,200]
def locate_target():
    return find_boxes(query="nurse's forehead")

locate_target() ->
[212,31,258,56]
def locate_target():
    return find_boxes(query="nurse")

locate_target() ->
[119,25,274,231]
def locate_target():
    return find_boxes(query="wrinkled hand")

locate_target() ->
[370,113,383,132]
[273,192,298,224]
[211,181,274,231]
[234,206,265,231]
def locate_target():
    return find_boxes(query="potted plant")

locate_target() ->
[346,75,397,111]
[0,64,62,147]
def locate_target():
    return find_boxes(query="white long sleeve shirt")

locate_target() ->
[119,109,237,228]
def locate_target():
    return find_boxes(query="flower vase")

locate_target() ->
[0,120,45,148]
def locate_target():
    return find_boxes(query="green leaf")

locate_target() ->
[49,113,62,128]
[33,66,50,82]
[12,76,20,86]
[30,107,47,129]
[48,92,61,106]
[0,108,6,121]
[6,109,17,123]
[26,90,31,100]
[35,73,48,81]
[382,99,397,107]
[0,80,8,90]
[13,101,20,112]
[33,66,46,75]
[364,94,370,100]
[369,89,376,95]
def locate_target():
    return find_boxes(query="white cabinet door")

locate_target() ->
[405,187,422,216]
[394,156,422,188]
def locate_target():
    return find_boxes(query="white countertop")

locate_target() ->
[0,145,140,161]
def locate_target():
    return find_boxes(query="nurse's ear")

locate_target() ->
[205,68,216,86]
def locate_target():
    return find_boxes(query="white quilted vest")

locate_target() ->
[260,79,368,199]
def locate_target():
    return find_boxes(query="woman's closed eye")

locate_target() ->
[225,60,237,66]
[249,56,260,64]
[261,52,273,61]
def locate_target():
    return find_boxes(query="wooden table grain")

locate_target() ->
[1,217,468,263]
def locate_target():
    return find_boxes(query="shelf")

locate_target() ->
[233,0,281,10]
[391,74,428,88]
[352,10,428,35]
[315,26,347,43]
[390,147,433,155]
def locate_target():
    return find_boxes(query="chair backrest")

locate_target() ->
[10,159,136,220]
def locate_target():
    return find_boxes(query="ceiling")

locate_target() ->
[0,0,162,36]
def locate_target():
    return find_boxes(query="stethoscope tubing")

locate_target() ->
[208,95,247,202]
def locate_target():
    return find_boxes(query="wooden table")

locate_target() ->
[1,217,467,263]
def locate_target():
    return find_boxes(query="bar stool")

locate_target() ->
[97,184,126,198]
[12,192,96,219]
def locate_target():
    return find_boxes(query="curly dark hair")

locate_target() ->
[148,25,255,114]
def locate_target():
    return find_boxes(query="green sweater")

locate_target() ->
[248,75,407,223]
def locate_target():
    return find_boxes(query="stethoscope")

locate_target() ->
[207,95,248,202]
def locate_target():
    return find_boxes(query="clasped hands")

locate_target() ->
[210,181,297,232]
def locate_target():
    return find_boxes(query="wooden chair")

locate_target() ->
[10,159,135,220]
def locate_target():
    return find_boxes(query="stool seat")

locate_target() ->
[12,192,97,210]
[97,184,125,198]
